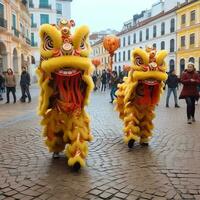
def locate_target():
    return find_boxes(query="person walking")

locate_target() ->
[166,69,180,108]
[0,72,4,101]
[20,67,31,103]
[92,73,97,91]
[179,62,200,124]
[101,70,107,92]
[110,71,119,103]
[5,68,16,104]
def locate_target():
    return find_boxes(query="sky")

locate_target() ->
[71,0,159,33]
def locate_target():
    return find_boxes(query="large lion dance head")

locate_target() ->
[37,19,94,116]
[120,46,168,109]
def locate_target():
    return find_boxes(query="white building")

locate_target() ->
[28,0,72,77]
[113,0,186,74]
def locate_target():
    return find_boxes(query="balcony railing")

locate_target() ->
[31,23,37,28]
[39,4,51,9]
[26,38,31,45]
[12,27,20,38]
[0,17,7,29]
[31,42,38,47]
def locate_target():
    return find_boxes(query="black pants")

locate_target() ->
[101,83,106,92]
[6,87,16,103]
[21,84,31,102]
[185,96,196,119]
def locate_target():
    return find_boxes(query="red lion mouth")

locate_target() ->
[49,68,87,113]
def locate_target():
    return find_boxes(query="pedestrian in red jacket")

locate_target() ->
[179,62,200,124]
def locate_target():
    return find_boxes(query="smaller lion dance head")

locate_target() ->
[115,46,168,148]
[36,19,94,170]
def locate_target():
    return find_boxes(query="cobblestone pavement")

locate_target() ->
[0,88,200,200]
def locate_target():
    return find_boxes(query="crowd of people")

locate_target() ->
[1,63,200,125]
[0,67,31,104]
[92,69,128,103]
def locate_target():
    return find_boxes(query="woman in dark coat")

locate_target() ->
[179,62,200,124]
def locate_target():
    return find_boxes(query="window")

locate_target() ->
[161,22,165,35]
[12,14,16,28]
[56,3,62,14]
[169,60,175,71]
[31,32,34,45]
[153,43,156,48]
[114,53,117,62]
[118,52,121,62]
[190,33,195,45]
[123,37,126,47]
[128,35,130,45]
[190,10,195,22]
[161,41,165,50]
[139,31,142,42]
[119,66,121,73]
[170,18,175,33]
[181,14,186,25]
[180,59,185,75]
[128,50,131,60]
[133,33,136,43]
[153,25,157,38]
[31,14,34,25]
[170,39,175,52]
[181,36,185,47]
[146,28,149,40]
[0,3,4,19]
[40,14,49,25]
[189,57,195,63]
[123,51,126,61]
[40,0,48,6]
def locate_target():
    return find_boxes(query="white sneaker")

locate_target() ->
[187,119,192,124]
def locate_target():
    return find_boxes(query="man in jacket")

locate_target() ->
[20,67,31,103]
[166,69,180,108]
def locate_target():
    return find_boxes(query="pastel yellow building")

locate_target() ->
[176,0,200,75]
[91,39,110,73]
[0,0,32,79]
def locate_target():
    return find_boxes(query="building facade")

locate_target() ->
[28,0,72,68]
[0,0,32,79]
[176,0,200,75]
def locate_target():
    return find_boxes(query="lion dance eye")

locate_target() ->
[80,41,85,50]
[43,33,53,50]
[135,56,144,66]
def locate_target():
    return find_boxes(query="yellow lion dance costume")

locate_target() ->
[36,19,94,170]
[115,47,168,148]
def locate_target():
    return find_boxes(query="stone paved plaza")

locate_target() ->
[0,87,200,200]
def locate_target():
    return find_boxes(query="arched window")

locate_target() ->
[153,43,156,48]
[170,39,175,52]
[161,41,165,50]
[161,22,165,35]
[180,59,185,75]
[169,59,175,71]
[189,57,195,63]
[133,33,136,44]
[170,18,175,33]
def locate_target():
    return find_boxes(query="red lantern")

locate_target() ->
[123,64,131,72]
[92,58,101,68]
[103,35,120,71]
